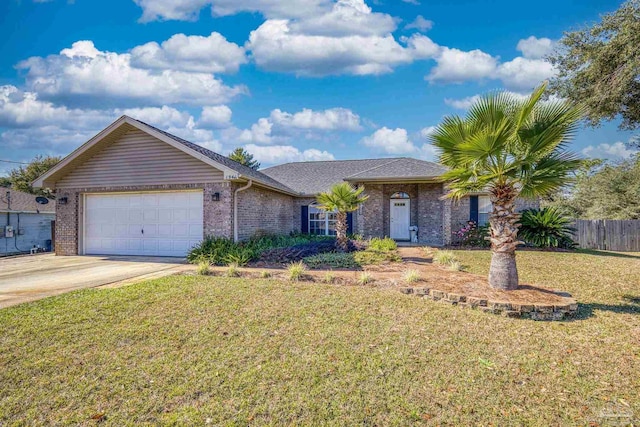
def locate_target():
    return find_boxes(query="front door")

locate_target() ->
[390,199,410,240]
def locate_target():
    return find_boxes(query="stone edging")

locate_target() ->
[399,286,578,321]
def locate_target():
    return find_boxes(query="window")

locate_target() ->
[478,195,492,226]
[390,192,410,199]
[308,204,337,236]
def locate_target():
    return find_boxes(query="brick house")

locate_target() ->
[34,116,537,256]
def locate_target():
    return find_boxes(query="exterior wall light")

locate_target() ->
[211,192,220,202]
[58,197,68,205]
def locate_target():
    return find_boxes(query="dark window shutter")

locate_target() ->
[469,196,479,223]
[346,212,353,235]
[301,206,309,234]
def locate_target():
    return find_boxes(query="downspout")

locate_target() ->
[233,180,252,242]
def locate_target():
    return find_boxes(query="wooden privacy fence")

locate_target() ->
[572,219,640,252]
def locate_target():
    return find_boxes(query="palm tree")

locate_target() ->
[430,83,583,290]
[316,183,368,251]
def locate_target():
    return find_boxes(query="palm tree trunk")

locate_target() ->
[487,186,521,290]
[335,211,349,251]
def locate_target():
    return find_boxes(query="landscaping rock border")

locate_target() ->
[399,286,578,320]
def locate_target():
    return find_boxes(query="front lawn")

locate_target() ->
[1,250,639,425]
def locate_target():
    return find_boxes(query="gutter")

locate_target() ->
[233,180,252,242]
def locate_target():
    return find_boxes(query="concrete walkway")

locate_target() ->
[0,254,188,309]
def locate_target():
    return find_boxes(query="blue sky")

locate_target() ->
[0,0,636,174]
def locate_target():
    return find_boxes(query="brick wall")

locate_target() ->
[357,183,384,238]
[53,182,233,255]
[417,183,446,245]
[236,185,295,240]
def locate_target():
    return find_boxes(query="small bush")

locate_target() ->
[196,261,210,276]
[402,269,421,283]
[225,263,240,277]
[303,252,359,269]
[519,208,577,249]
[423,246,436,256]
[453,221,490,248]
[224,250,252,266]
[357,271,374,285]
[448,261,464,271]
[260,271,272,278]
[368,237,397,252]
[433,250,458,266]
[322,272,336,284]
[287,261,307,281]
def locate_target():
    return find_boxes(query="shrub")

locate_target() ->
[357,271,374,285]
[260,240,337,263]
[448,261,464,271]
[354,250,401,265]
[196,261,210,276]
[432,250,458,266]
[187,234,334,265]
[223,250,252,266]
[225,263,240,277]
[322,272,336,284]
[287,261,307,281]
[303,252,359,269]
[368,237,397,252]
[519,208,577,249]
[453,221,490,248]
[260,271,272,278]
[402,269,420,283]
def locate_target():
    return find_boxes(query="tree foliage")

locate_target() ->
[316,183,368,250]
[431,83,583,289]
[1,156,61,197]
[546,154,640,219]
[228,148,260,170]
[548,0,640,141]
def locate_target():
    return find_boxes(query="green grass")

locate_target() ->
[1,250,639,425]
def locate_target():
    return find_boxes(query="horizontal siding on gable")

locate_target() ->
[57,130,223,188]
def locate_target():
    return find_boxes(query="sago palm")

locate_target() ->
[316,183,368,251]
[430,83,583,290]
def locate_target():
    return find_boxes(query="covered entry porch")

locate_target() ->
[351,181,451,246]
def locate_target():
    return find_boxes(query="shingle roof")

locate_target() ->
[0,187,55,213]
[129,117,297,195]
[261,158,447,195]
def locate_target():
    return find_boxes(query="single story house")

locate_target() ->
[1,187,55,255]
[34,116,537,257]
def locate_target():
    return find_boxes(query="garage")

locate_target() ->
[83,191,203,257]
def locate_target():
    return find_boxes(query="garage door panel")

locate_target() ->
[85,191,203,257]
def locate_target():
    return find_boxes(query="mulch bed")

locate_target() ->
[200,246,578,320]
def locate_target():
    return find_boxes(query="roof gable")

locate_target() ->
[33,116,296,195]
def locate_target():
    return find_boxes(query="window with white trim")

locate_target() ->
[308,204,337,236]
[478,195,492,226]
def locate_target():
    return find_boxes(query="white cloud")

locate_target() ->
[246,0,438,77]
[290,0,396,37]
[130,32,247,73]
[496,57,556,91]
[221,106,362,144]
[582,142,638,160]
[244,143,335,165]
[405,15,432,32]
[401,0,420,4]
[133,0,330,22]
[427,47,498,83]
[419,126,437,139]
[269,107,361,131]
[199,105,233,128]
[17,41,247,107]
[444,95,481,110]
[118,106,193,129]
[361,127,416,154]
[517,36,555,59]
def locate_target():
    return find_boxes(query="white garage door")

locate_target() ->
[84,191,203,257]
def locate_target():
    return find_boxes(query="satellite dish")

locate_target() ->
[35,196,49,205]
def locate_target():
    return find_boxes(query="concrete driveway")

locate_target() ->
[0,254,188,309]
